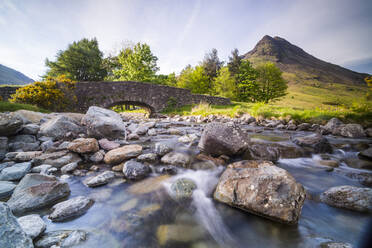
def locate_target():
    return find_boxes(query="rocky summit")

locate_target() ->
[0,106,371,247]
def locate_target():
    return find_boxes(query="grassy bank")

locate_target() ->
[0,101,50,113]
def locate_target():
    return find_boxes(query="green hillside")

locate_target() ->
[0,64,34,85]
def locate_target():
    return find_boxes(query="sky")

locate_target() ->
[1,0,372,80]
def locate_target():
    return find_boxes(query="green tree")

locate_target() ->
[255,62,288,103]
[45,38,106,81]
[201,48,224,94]
[227,48,242,77]
[177,65,210,94]
[113,42,159,82]
[365,76,372,100]
[236,60,259,102]
[213,67,237,99]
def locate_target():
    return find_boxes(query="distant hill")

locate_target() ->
[244,35,369,86]
[0,64,34,85]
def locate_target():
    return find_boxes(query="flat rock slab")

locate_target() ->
[49,196,94,222]
[67,138,99,154]
[104,144,143,165]
[7,173,71,215]
[0,202,33,248]
[0,180,16,198]
[17,214,46,239]
[320,185,372,212]
[84,171,115,187]
[214,160,306,224]
[292,133,332,153]
[0,162,31,181]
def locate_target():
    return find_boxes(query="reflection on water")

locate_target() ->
[32,126,372,247]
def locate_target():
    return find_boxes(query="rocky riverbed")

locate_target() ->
[1,107,372,248]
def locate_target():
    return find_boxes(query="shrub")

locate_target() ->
[10,75,76,111]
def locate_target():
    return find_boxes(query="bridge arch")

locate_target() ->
[105,100,155,116]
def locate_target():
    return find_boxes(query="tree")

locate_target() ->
[255,62,288,103]
[113,42,159,82]
[236,60,259,102]
[227,48,242,77]
[213,67,237,99]
[177,65,210,94]
[45,38,106,81]
[201,48,224,94]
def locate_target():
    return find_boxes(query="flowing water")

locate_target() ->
[31,123,372,247]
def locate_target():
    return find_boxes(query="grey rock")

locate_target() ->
[31,164,53,175]
[89,150,105,163]
[324,118,343,133]
[82,106,126,139]
[137,153,158,163]
[0,180,16,198]
[340,124,366,138]
[41,140,54,152]
[0,161,14,172]
[49,196,94,222]
[161,152,191,168]
[7,151,43,162]
[0,136,7,160]
[0,202,33,248]
[365,128,372,137]
[320,185,372,212]
[0,162,31,181]
[296,123,311,131]
[21,124,40,135]
[127,133,140,140]
[214,160,306,224]
[320,242,353,248]
[98,138,120,151]
[39,115,84,140]
[7,173,70,215]
[33,150,82,168]
[244,142,305,161]
[85,171,115,187]
[154,142,173,156]
[123,160,150,180]
[198,122,249,156]
[8,134,40,152]
[0,113,23,136]
[344,158,372,170]
[18,214,46,239]
[359,147,372,161]
[35,230,86,248]
[148,128,157,136]
[61,162,79,174]
[170,178,197,200]
[292,133,332,153]
[178,133,198,143]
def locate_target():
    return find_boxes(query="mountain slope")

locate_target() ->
[0,64,34,85]
[244,35,369,85]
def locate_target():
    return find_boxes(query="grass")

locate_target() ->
[162,82,372,126]
[0,101,50,113]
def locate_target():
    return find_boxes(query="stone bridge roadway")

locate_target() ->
[72,81,231,116]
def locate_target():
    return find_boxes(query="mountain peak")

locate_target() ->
[244,36,368,85]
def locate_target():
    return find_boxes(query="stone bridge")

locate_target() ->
[71,81,231,116]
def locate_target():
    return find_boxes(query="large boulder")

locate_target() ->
[320,185,372,212]
[11,110,46,124]
[17,214,46,239]
[122,160,150,180]
[7,173,70,214]
[0,202,33,248]
[81,106,126,139]
[340,124,366,138]
[214,160,306,224]
[39,115,84,140]
[292,133,332,153]
[323,118,343,134]
[67,138,99,154]
[244,142,306,161]
[0,113,23,136]
[198,122,249,156]
[49,196,94,222]
[104,144,142,165]
[0,162,31,181]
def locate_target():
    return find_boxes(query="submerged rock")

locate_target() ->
[7,174,70,215]
[104,144,143,165]
[67,138,99,154]
[156,224,204,246]
[0,202,33,248]
[82,106,126,139]
[17,214,46,239]
[244,142,305,161]
[198,122,249,156]
[49,196,94,222]
[35,230,87,248]
[320,185,372,212]
[292,133,332,153]
[123,160,150,180]
[170,178,197,200]
[214,160,306,224]
[319,241,353,248]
